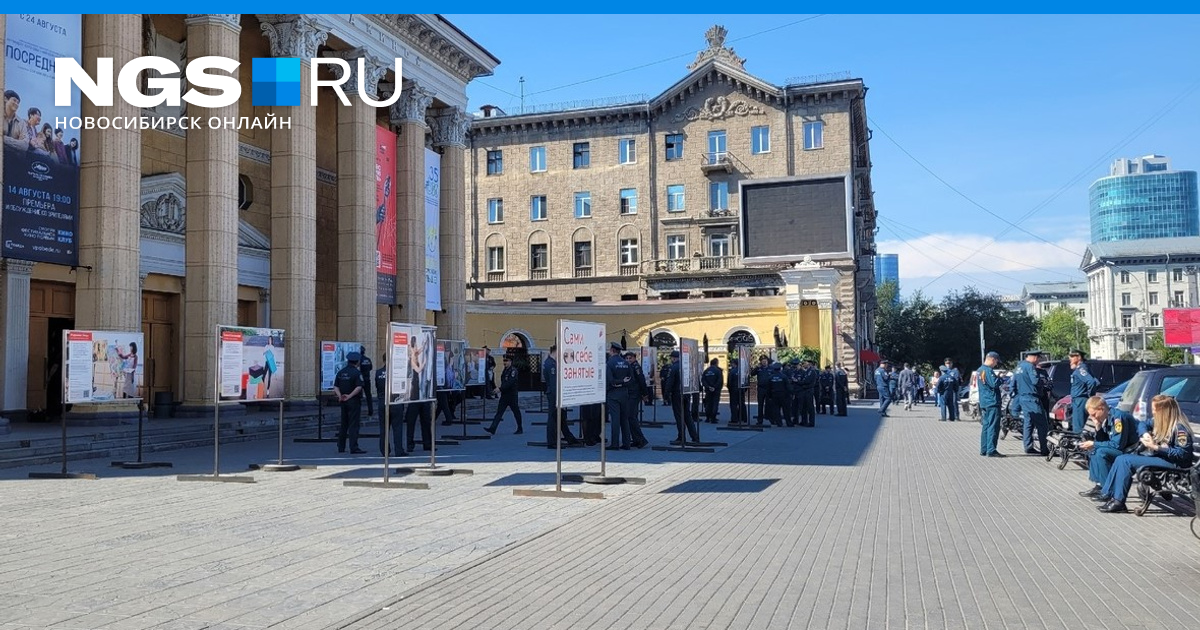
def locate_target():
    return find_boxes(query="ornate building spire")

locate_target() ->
[688,25,746,71]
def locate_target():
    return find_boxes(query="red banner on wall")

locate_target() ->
[1163,308,1200,347]
[376,126,398,304]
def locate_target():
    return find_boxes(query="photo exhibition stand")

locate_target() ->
[250,400,303,472]
[178,326,256,483]
[28,402,97,480]
[112,400,174,469]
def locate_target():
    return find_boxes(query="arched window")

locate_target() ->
[652,331,678,348]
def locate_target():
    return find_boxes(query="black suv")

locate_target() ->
[1117,365,1200,424]
[1039,359,1167,401]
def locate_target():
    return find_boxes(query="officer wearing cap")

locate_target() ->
[939,358,961,421]
[606,342,636,449]
[1068,349,1099,434]
[665,350,699,443]
[874,360,893,418]
[726,357,745,424]
[623,351,649,447]
[977,351,1005,457]
[798,359,819,427]
[751,355,770,426]
[785,359,803,426]
[701,358,723,423]
[1012,350,1050,455]
[334,352,366,454]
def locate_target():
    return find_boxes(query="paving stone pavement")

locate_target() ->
[2,402,1198,629]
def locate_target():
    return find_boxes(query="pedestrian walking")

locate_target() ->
[977,352,1004,457]
[485,355,523,435]
[874,360,892,417]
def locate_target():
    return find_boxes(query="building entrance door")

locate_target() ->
[141,292,179,405]
[26,281,75,419]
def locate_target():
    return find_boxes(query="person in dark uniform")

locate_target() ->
[606,343,636,450]
[1012,351,1049,455]
[701,358,723,424]
[875,360,892,418]
[404,401,433,452]
[485,355,523,435]
[658,361,671,406]
[358,345,375,417]
[666,350,699,443]
[834,363,849,416]
[977,351,1005,457]
[334,352,366,454]
[1068,349,1099,434]
[581,403,603,445]
[767,362,790,427]
[483,346,497,399]
[750,355,770,425]
[794,359,816,427]
[1077,396,1139,498]
[624,351,649,448]
[1097,394,1195,513]
[818,365,835,414]
[543,345,582,449]
[786,360,803,426]
[376,360,406,457]
[727,358,745,424]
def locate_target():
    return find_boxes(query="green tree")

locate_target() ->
[930,287,1038,370]
[1146,331,1185,365]
[875,281,937,365]
[1036,306,1090,360]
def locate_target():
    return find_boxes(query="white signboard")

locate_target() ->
[557,319,606,407]
[424,148,442,311]
[62,330,145,403]
[217,326,286,402]
[439,339,466,391]
[680,338,700,395]
[319,341,362,391]
[387,323,437,404]
[737,344,752,388]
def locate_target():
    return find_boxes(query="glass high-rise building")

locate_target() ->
[875,253,899,289]
[1089,155,1199,242]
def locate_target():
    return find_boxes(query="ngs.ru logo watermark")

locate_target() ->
[52,55,401,130]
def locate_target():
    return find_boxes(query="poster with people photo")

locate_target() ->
[319,341,363,391]
[737,344,752,388]
[386,323,437,404]
[465,348,487,387]
[2,14,82,265]
[680,338,700,394]
[217,326,286,402]
[438,340,466,391]
[61,330,144,404]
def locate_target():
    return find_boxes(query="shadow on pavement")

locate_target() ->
[660,478,779,493]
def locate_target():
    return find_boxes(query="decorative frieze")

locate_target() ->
[429,107,471,149]
[391,83,436,127]
[673,95,764,123]
[371,14,491,82]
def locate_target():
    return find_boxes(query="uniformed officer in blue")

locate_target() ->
[938,358,961,421]
[1012,350,1050,455]
[333,351,367,454]
[1097,394,1195,513]
[874,360,892,417]
[605,343,636,449]
[977,351,1005,457]
[1077,396,1139,499]
[358,345,375,418]
[543,344,582,449]
[701,358,724,423]
[1068,349,1099,434]
[798,359,818,427]
[727,358,745,424]
[767,362,790,426]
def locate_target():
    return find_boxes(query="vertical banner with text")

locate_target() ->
[680,338,699,394]
[424,148,442,311]
[375,126,397,303]
[557,319,606,408]
[3,14,82,265]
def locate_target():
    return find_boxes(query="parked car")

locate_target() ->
[1117,366,1200,424]
[1039,359,1167,402]
[1050,378,1132,424]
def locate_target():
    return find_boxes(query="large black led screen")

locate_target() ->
[741,177,848,259]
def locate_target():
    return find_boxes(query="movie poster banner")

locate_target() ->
[737,344,752,388]
[639,346,656,394]
[2,14,82,265]
[217,326,286,402]
[62,330,144,404]
[387,323,437,404]
[438,340,466,391]
[424,148,442,311]
[375,126,397,303]
[557,319,606,407]
[320,341,363,391]
[465,348,488,386]
[680,338,700,394]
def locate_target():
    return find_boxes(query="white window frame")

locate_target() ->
[665,133,683,161]
[529,243,548,271]
[620,188,638,215]
[710,233,730,257]
[803,121,824,150]
[531,196,547,221]
[574,191,591,219]
[709,181,728,210]
[487,246,505,272]
[1121,292,1131,307]
[1148,270,1158,283]
[487,198,503,224]
[667,185,685,212]
[1149,291,1159,305]
[574,241,592,269]
[529,146,547,173]
[619,138,636,165]
[667,235,686,260]
[620,238,639,266]
[751,125,770,154]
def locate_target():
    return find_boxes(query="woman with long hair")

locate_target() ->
[1096,395,1195,513]
[117,342,138,399]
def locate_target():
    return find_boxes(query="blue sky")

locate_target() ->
[445,13,1200,299]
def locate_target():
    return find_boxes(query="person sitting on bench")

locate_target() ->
[1096,395,1195,513]
[1077,396,1140,500]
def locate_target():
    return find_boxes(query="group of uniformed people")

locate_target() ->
[748,356,848,427]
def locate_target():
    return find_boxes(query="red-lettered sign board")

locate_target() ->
[1163,308,1200,347]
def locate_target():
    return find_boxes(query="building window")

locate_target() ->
[751,125,770,154]
[619,138,636,164]
[1078,308,1085,318]
[665,133,683,161]
[531,195,547,221]
[710,233,730,257]
[707,129,726,163]
[486,150,503,175]
[1174,268,1184,282]
[574,192,591,218]
[1149,291,1159,305]
[574,241,592,269]
[573,142,590,169]
[803,121,824,150]
[620,188,638,215]
[1175,290,1186,306]
[620,238,639,266]
[667,185,685,212]
[530,244,548,271]
[1148,270,1158,283]
[1120,271,1130,284]
[1121,292,1131,306]
[487,246,505,272]
[487,198,503,224]
[709,181,729,210]
[1151,313,1161,327]
[575,296,593,302]
[1122,314,1133,328]
[530,146,546,173]
[667,235,686,260]
[621,294,639,301]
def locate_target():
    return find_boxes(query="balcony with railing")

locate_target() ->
[698,206,739,225]
[574,266,593,278]
[701,151,734,173]
[649,255,742,274]
[486,271,505,282]
[619,264,640,277]
[530,269,548,281]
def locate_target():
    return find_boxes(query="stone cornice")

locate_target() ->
[429,107,470,148]
[258,15,329,60]
[184,14,241,31]
[370,14,495,82]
